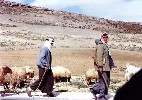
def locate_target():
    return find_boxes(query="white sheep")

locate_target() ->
[125,63,141,81]
[52,66,71,82]
[85,68,99,85]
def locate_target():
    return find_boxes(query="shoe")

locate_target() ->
[26,88,32,97]
[47,92,55,97]
[98,95,107,100]
[90,88,97,100]
[43,95,49,97]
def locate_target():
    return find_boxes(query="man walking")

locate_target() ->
[27,38,55,97]
[90,32,115,100]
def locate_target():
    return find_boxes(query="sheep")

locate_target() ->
[24,66,34,79]
[85,68,99,85]
[65,67,72,82]
[3,66,34,89]
[52,66,71,83]
[125,63,141,81]
[0,66,12,85]
[4,66,27,89]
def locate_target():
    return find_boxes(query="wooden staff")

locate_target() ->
[92,57,109,89]
[35,70,47,94]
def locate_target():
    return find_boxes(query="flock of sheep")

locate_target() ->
[0,65,94,91]
[85,63,142,85]
[0,63,141,93]
[0,66,72,92]
[0,66,34,90]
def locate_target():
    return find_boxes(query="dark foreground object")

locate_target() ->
[114,69,142,100]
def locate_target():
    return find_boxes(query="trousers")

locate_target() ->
[30,67,54,94]
[91,71,110,96]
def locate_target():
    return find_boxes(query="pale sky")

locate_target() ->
[7,0,142,22]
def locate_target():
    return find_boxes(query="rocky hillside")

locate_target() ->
[0,0,142,34]
[0,0,142,53]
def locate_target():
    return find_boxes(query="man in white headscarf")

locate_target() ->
[27,38,55,97]
[90,32,116,100]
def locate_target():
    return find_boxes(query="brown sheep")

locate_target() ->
[85,68,99,85]
[0,66,12,85]
[4,66,27,89]
[3,66,34,89]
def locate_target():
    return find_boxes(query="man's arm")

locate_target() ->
[39,48,50,69]
[96,44,104,73]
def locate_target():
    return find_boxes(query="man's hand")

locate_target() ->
[92,56,95,59]
[45,67,48,71]
[98,66,103,73]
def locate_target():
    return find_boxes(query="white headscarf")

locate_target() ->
[43,38,54,51]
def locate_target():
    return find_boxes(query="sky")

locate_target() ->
[7,0,142,22]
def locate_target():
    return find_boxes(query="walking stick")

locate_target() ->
[35,70,47,95]
[92,57,109,89]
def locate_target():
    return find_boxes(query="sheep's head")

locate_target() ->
[24,66,34,73]
[24,66,34,78]
[3,66,12,75]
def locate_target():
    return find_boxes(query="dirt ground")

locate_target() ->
[0,47,142,78]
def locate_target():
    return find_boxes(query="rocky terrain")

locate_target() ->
[0,0,142,98]
[0,0,142,52]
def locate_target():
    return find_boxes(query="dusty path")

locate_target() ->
[1,91,115,100]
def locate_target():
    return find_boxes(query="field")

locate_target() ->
[1,47,142,77]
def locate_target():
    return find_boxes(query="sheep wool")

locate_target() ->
[52,66,71,82]
[85,68,99,85]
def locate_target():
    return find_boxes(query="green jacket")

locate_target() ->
[94,39,110,71]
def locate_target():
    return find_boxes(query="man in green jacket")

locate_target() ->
[90,32,115,100]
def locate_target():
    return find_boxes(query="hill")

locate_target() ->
[0,0,142,75]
